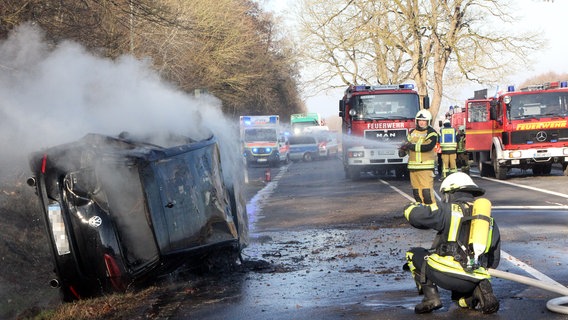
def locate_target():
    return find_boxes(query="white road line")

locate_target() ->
[500,250,567,290]
[472,173,568,199]
[493,205,568,210]
[379,179,442,202]
[379,179,415,201]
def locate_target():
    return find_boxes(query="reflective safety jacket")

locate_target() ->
[406,126,438,170]
[457,133,466,153]
[403,196,501,280]
[439,127,457,154]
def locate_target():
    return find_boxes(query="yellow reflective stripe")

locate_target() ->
[427,203,438,211]
[405,251,416,273]
[404,205,414,220]
[448,204,463,242]
[427,254,491,280]
[408,160,436,170]
[485,218,494,254]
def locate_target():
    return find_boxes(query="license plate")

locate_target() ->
[534,153,550,158]
[257,158,267,162]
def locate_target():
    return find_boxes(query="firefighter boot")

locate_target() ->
[414,284,442,314]
[473,279,499,314]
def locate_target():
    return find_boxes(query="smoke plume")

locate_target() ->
[0,24,242,181]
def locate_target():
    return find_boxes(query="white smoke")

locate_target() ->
[0,24,242,181]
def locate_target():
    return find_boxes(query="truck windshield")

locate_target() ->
[508,92,568,120]
[353,93,419,119]
[244,128,277,142]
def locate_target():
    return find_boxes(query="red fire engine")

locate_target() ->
[450,82,568,179]
[339,84,429,180]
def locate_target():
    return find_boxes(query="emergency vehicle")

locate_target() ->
[240,115,289,167]
[338,84,429,180]
[450,82,568,179]
[290,113,323,135]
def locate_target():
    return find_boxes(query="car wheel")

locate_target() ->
[303,152,313,161]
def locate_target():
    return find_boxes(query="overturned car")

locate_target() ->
[27,133,248,301]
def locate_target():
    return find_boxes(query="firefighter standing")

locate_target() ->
[403,172,501,314]
[439,119,458,180]
[399,109,439,206]
[456,126,470,174]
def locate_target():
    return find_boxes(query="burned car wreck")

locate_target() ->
[27,133,248,301]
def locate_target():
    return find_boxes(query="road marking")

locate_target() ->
[500,250,567,290]
[379,179,415,201]
[493,205,568,210]
[379,179,442,202]
[471,172,568,199]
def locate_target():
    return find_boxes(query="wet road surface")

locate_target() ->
[151,158,568,319]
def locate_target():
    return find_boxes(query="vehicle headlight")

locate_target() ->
[48,203,70,255]
[508,151,522,158]
[348,151,364,158]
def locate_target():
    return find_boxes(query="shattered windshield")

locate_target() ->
[508,92,568,120]
[352,93,419,120]
[244,128,278,142]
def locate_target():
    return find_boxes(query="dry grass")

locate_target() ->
[30,288,161,320]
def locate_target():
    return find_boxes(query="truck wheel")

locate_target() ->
[303,152,313,162]
[563,163,568,176]
[479,161,491,177]
[395,167,409,179]
[492,153,507,180]
[533,163,552,176]
[346,167,360,180]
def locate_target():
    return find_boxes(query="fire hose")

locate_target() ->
[488,268,568,314]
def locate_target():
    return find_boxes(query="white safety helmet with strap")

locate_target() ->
[415,109,432,129]
[440,172,485,197]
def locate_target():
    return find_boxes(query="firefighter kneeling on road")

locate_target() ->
[402,172,501,314]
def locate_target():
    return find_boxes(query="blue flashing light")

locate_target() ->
[269,116,278,123]
[527,141,533,144]
[507,85,515,92]
[265,147,272,153]
[551,139,558,143]
[399,84,415,89]
[561,81,568,88]
[354,85,367,91]
[252,147,258,153]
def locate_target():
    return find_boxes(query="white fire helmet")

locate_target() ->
[443,119,451,127]
[440,172,485,197]
[415,109,432,129]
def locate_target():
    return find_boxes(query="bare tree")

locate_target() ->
[297,0,543,119]
[0,0,304,118]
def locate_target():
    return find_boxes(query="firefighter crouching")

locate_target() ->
[399,109,439,207]
[439,119,458,180]
[403,172,501,314]
[456,126,470,174]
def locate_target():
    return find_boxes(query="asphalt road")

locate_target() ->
[158,157,568,319]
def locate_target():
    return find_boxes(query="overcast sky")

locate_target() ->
[259,0,568,118]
